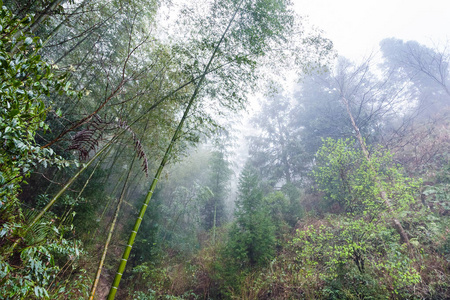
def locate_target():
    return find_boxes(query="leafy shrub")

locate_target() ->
[0,1,75,218]
[0,4,88,298]
[313,138,419,216]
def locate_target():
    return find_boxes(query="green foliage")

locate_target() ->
[228,165,276,268]
[130,262,172,296]
[423,161,450,211]
[288,218,421,299]
[129,257,201,300]
[0,217,90,299]
[133,289,198,300]
[0,4,91,299]
[280,182,304,226]
[313,138,419,215]
[0,2,75,216]
[264,191,289,229]
[270,138,422,298]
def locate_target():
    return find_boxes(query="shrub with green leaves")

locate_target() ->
[0,215,90,299]
[280,138,423,298]
[0,1,75,217]
[313,138,419,216]
[289,218,421,299]
[0,4,88,298]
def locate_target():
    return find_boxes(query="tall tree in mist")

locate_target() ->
[380,38,450,114]
[293,56,420,159]
[249,93,305,186]
[202,151,232,231]
[228,164,275,267]
[379,38,450,175]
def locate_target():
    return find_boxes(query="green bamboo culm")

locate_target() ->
[7,142,112,255]
[58,156,102,230]
[106,2,245,298]
[89,153,137,300]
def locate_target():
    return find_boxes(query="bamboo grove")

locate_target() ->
[1,0,450,299]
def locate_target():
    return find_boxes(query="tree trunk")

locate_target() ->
[341,96,412,249]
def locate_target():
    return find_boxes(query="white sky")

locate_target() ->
[294,0,450,60]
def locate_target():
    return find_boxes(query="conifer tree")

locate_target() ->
[228,164,275,267]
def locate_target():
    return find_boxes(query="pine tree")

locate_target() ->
[228,164,275,267]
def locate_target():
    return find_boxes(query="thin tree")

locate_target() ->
[328,57,412,248]
[340,94,411,249]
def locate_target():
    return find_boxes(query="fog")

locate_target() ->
[4,0,450,298]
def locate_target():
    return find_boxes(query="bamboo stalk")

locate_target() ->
[7,142,112,254]
[89,154,137,300]
[106,2,244,297]
[59,156,102,229]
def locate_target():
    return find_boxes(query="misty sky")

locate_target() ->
[294,0,450,60]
